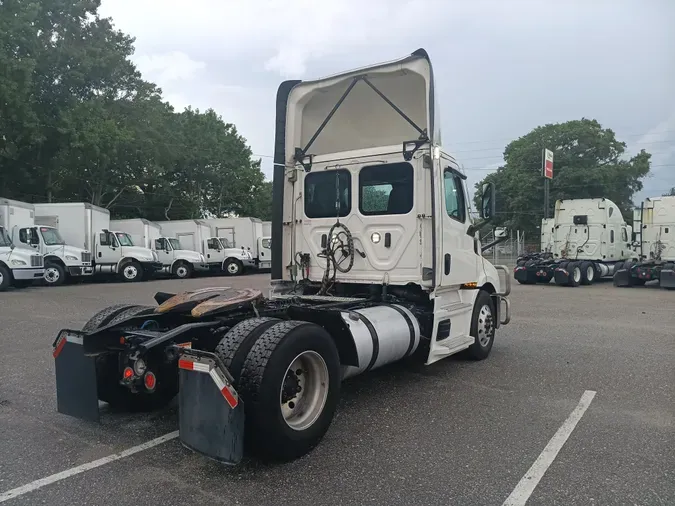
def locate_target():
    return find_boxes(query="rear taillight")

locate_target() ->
[123,367,134,380]
[144,372,156,391]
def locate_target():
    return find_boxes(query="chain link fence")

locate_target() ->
[481,229,539,267]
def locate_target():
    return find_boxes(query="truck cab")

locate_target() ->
[271,48,510,364]
[204,236,255,276]
[0,225,44,291]
[152,236,209,279]
[96,230,163,281]
[15,224,93,286]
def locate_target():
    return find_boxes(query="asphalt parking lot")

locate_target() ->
[0,274,673,506]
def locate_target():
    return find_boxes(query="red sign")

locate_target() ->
[543,149,554,179]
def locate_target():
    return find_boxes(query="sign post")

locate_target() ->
[542,148,554,219]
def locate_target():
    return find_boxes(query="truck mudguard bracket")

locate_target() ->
[52,330,100,423]
[177,348,244,465]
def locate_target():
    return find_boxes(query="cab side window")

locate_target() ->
[621,228,628,242]
[155,238,166,250]
[207,238,220,250]
[444,169,466,223]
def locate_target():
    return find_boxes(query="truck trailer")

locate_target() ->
[157,219,255,276]
[51,48,511,464]
[34,203,163,282]
[614,195,675,289]
[515,198,635,286]
[111,219,209,279]
[0,199,45,291]
[201,217,272,270]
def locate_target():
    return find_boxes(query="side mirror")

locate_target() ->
[480,182,495,220]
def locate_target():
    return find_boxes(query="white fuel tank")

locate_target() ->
[340,304,421,380]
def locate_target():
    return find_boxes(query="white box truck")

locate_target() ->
[0,198,45,291]
[1,198,92,286]
[614,195,675,289]
[111,218,209,279]
[202,217,272,270]
[515,198,634,286]
[34,203,163,282]
[157,219,255,276]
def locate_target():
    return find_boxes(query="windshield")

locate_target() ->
[39,227,65,245]
[115,233,134,247]
[0,227,11,247]
[168,238,182,250]
[219,238,232,249]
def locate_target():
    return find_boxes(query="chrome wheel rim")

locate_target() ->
[176,266,188,278]
[123,265,138,279]
[586,265,594,281]
[280,351,329,431]
[227,262,239,274]
[0,272,4,285]
[477,304,494,347]
[45,267,60,283]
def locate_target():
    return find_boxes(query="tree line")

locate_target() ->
[0,0,271,221]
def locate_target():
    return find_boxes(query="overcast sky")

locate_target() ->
[99,0,675,204]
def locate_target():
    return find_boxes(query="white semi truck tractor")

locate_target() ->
[515,198,635,286]
[614,195,675,289]
[34,203,163,282]
[0,199,45,291]
[110,219,209,279]
[157,219,255,276]
[51,48,511,465]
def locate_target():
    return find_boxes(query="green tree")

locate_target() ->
[474,119,651,239]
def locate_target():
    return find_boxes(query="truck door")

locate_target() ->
[257,237,272,268]
[97,232,120,265]
[154,238,173,265]
[438,166,480,287]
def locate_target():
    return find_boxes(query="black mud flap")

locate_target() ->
[660,268,675,289]
[613,269,632,287]
[513,266,537,284]
[554,268,570,285]
[177,348,245,465]
[52,330,100,423]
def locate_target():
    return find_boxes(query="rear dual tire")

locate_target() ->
[215,319,341,462]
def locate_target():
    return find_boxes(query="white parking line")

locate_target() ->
[502,390,597,506]
[0,431,179,503]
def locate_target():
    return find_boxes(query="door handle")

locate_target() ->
[444,254,451,275]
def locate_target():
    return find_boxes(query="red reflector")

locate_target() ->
[52,336,66,359]
[144,372,156,390]
[178,359,194,370]
[220,386,238,409]
[123,367,134,379]
[120,337,126,345]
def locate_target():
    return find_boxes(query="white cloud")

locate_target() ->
[133,51,206,83]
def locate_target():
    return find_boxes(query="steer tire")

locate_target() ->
[120,261,144,282]
[237,320,341,462]
[464,290,496,361]
[214,317,282,387]
[0,264,11,292]
[172,262,193,279]
[44,261,67,287]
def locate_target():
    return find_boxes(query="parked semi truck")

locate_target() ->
[157,219,255,276]
[515,198,634,286]
[52,48,511,464]
[34,203,162,282]
[614,195,675,289]
[202,217,272,270]
[111,219,209,279]
[0,199,45,291]
[1,198,92,286]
